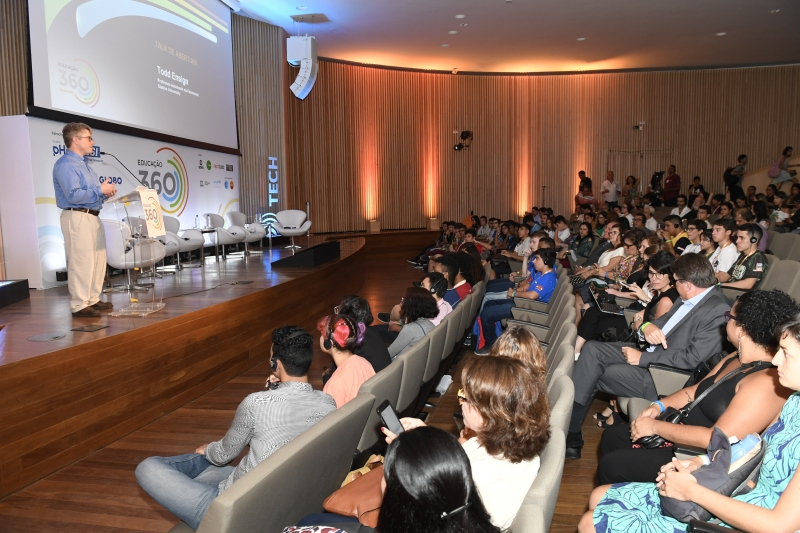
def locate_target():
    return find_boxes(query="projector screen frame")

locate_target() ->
[23,0,242,156]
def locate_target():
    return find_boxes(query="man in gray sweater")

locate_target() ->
[135,326,336,529]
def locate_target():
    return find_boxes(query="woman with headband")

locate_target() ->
[318,314,375,408]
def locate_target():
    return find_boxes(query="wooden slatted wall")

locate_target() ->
[0,0,27,117]
[231,14,290,219]
[286,62,800,233]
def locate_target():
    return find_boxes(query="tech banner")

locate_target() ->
[29,117,239,287]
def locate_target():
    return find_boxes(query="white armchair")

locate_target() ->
[165,216,204,268]
[204,213,246,260]
[103,219,166,291]
[274,209,312,250]
[226,211,266,255]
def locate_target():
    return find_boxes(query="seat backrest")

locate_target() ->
[547,375,574,438]
[355,360,405,453]
[226,211,247,227]
[423,323,448,382]
[484,262,492,282]
[122,216,149,237]
[196,394,374,533]
[163,215,181,234]
[543,321,577,357]
[102,219,132,266]
[458,293,474,337]
[440,305,464,360]
[396,336,431,412]
[509,429,566,533]
[759,259,800,294]
[204,213,225,229]
[786,236,800,263]
[276,209,307,228]
[770,232,797,260]
[547,343,575,386]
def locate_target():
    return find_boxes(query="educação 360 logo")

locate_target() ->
[58,59,100,107]
[138,147,189,216]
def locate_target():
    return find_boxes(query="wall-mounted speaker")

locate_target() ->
[287,36,318,100]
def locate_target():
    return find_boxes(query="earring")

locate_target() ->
[738,336,742,361]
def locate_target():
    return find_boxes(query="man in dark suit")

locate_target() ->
[565,253,730,459]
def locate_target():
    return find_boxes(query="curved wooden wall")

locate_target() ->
[286,62,800,232]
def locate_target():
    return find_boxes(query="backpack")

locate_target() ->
[723,167,738,187]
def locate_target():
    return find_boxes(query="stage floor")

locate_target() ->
[0,235,363,367]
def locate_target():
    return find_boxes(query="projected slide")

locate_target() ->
[28,0,238,149]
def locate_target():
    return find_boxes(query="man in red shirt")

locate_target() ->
[663,165,681,206]
[458,228,485,253]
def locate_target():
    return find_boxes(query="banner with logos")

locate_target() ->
[27,116,240,288]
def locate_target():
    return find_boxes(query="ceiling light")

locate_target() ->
[770,9,780,13]
[296,5,308,10]
[452,68,458,74]
[716,32,727,36]
[441,44,449,47]
[577,37,586,41]
[448,30,457,34]
[459,23,468,26]
[455,14,465,19]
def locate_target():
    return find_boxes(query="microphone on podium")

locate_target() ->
[100,151,147,187]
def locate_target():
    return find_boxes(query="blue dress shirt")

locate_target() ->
[53,150,105,210]
[643,285,714,352]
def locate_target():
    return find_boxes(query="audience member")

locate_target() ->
[579,308,800,533]
[696,204,712,228]
[336,295,392,374]
[699,228,717,258]
[600,171,619,210]
[656,215,690,256]
[578,170,592,191]
[386,356,550,529]
[662,165,681,206]
[135,326,336,529]
[475,249,558,354]
[752,200,770,251]
[621,176,638,206]
[681,219,704,255]
[386,287,437,359]
[709,193,725,214]
[319,315,375,407]
[708,218,738,279]
[772,146,798,189]
[643,205,658,232]
[566,254,730,459]
[487,325,547,378]
[422,272,453,326]
[669,194,691,218]
[595,289,797,485]
[433,254,465,308]
[718,223,769,290]
[727,154,747,201]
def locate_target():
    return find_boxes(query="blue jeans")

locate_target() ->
[135,453,235,530]
[479,299,514,347]
[481,279,515,312]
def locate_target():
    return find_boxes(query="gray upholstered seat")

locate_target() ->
[395,336,431,413]
[169,394,374,533]
[548,375,574,437]
[354,359,405,455]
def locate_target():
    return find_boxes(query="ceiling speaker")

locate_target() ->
[287,36,318,100]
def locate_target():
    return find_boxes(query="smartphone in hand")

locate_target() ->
[377,400,404,436]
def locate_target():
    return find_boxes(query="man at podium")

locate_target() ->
[53,122,117,317]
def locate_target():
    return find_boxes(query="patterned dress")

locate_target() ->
[593,392,800,532]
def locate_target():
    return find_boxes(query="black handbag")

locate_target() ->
[635,361,771,449]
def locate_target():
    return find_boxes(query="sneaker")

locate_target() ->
[407,259,420,266]
[377,312,392,323]
[411,264,424,269]
[474,346,491,356]
[72,306,101,318]
[412,281,422,288]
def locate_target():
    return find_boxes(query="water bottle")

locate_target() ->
[730,434,760,465]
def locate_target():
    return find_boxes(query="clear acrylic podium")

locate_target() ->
[105,187,167,317]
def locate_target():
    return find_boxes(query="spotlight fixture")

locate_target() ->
[454,131,473,151]
[716,32,727,36]
[460,131,473,141]
[452,67,459,74]
[454,143,465,151]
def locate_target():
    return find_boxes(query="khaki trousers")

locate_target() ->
[60,210,106,312]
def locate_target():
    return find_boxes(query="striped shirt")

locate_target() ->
[204,381,336,492]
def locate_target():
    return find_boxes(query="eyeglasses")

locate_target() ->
[457,389,470,405]
[687,227,698,232]
[647,271,665,278]
[724,311,738,323]
[674,278,691,285]
[77,135,93,141]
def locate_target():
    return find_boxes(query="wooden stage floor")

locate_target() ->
[0,232,600,531]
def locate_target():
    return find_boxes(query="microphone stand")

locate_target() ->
[100,151,147,187]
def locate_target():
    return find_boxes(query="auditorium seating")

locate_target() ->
[510,429,567,533]
[170,243,578,533]
[169,394,374,533]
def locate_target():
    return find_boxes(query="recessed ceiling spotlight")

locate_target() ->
[449,30,457,34]
[296,5,308,10]
[459,23,468,26]
[441,44,449,47]
[577,37,586,41]
[770,9,780,13]
[716,32,727,36]
[455,14,465,19]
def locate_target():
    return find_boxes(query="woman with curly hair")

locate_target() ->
[318,314,375,408]
[387,287,438,360]
[385,355,550,529]
[593,289,799,486]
